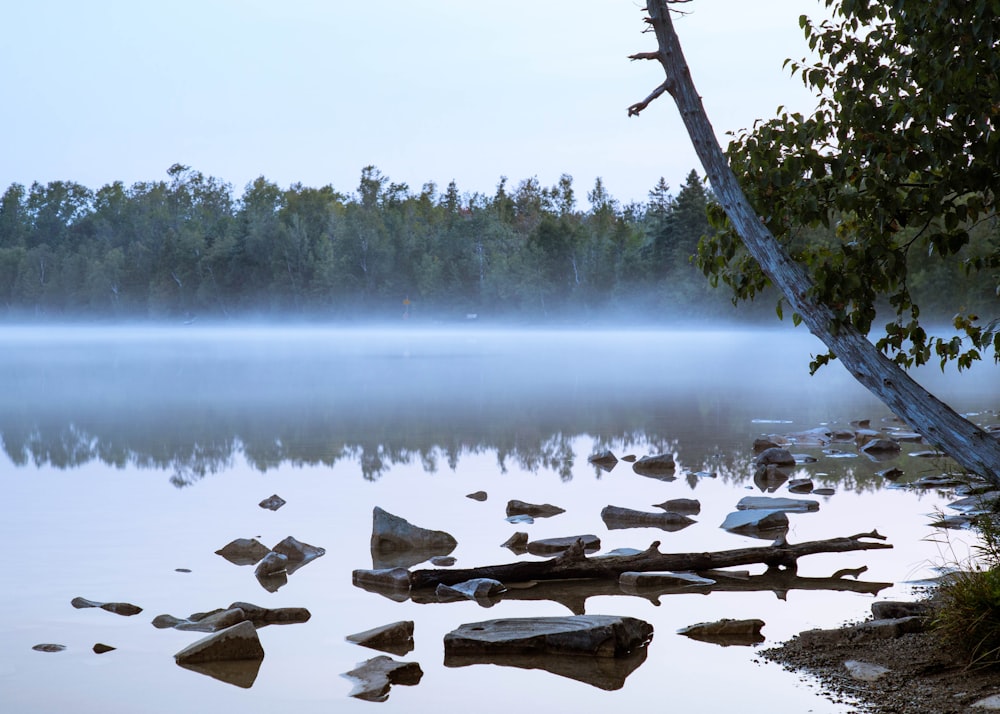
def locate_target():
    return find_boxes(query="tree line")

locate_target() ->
[0,163,992,322]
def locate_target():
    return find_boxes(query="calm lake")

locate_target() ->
[1,324,998,713]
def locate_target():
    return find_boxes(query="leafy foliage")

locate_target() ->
[698,0,1000,369]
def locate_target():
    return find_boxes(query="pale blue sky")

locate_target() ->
[1,1,818,206]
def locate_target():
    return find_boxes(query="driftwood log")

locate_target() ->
[409,531,891,589]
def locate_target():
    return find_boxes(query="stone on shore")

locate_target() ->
[71,597,143,616]
[174,620,264,665]
[343,656,423,702]
[444,615,653,658]
[844,659,891,682]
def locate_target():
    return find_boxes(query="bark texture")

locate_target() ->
[628,0,1000,484]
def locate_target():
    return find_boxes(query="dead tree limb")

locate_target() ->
[627,0,1000,484]
[409,531,892,589]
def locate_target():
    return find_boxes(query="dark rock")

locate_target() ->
[506,500,565,518]
[342,656,423,702]
[588,450,619,472]
[910,450,947,459]
[753,437,781,453]
[787,478,814,493]
[526,535,601,556]
[753,464,791,492]
[347,620,415,656]
[601,505,695,532]
[174,620,264,664]
[430,556,456,567]
[677,618,765,647]
[795,616,927,648]
[93,643,115,654]
[255,569,287,593]
[175,568,192,573]
[153,607,248,633]
[876,467,904,480]
[436,578,506,602]
[272,535,325,573]
[501,532,529,552]
[465,491,488,502]
[652,498,700,515]
[352,568,412,601]
[71,597,143,616]
[443,615,653,658]
[720,509,789,536]
[32,644,65,652]
[215,538,270,566]
[870,601,934,620]
[812,487,836,496]
[253,551,288,578]
[176,658,263,688]
[230,602,311,627]
[258,494,286,511]
[754,447,796,467]
[621,454,637,462]
[632,453,676,478]
[371,507,457,569]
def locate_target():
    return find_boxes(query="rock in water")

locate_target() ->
[258,494,286,511]
[346,621,415,655]
[371,507,457,553]
[174,620,264,664]
[342,656,423,702]
[443,615,653,658]
[677,618,765,646]
[215,538,270,565]
[631,453,676,478]
[505,500,566,518]
[71,597,142,616]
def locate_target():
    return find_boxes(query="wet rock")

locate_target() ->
[253,551,288,578]
[32,644,65,652]
[652,498,700,515]
[506,500,565,518]
[787,478,814,493]
[93,643,115,654]
[526,535,601,556]
[347,620,415,656]
[754,447,795,467]
[71,597,143,616]
[272,535,325,572]
[436,578,506,602]
[844,659,891,682]
[352,568,412,600]
[444,615,653,658]
[501,532,529,553]
[677,618,765,647]
[177,658,263,689]
[258,494,286,511]
[601,505,695,532]
[785,427,835,446]
[465,491,488,502]
[736,496,819,512]
[861,438,901,458]
[631,453,676,479]
[231,602,311,627]
[174,620,264,665]
[153,607,248,633]
[588,450,619,471]
[371,507,458,568]
[720,509,789,535]
[342,655,423,702]
[430,556,456,567]
[215,538,270,566]
[619,571,716,588]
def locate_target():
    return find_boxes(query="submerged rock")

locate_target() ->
[601,505,695,532]
[506,500,565,518]
[342,655,423,702]
[347,620,415,656]
[215,538,270,566]
[444,615,653,658]
[720,509,789,535]
[258,494,286,511]
[32,644,65,652]
[588,450,619,472]
[71,597,143,616]
[174,620,264,665]
[677,618,765,647]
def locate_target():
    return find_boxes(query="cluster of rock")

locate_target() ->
[215,534,325,592]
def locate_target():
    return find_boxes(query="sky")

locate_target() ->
[1,1,821,208]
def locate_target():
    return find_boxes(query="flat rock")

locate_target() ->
[795,616,927,647]
[444,615,653,658]
[71,597,142,616]
[736,496,819,512]
[870,600,933,620]
[347,620,415,656]
[652,498,700,515]
[601,505,695,532]
[677,618,765,646]
[506,500,565,518]
[352,568,412,601]
[32,644,65,652]
[342,655,423,702]
[174,620,264,664]
[526,534,601,556]
[258,494,286,511]
[215,538,270,566]
[720,509,789,534]
[844,659,891,682]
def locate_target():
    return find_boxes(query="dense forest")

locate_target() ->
[0,164,993,322]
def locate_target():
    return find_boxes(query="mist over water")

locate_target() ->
[1,323,998,713]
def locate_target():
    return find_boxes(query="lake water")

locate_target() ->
[1,325,998,713]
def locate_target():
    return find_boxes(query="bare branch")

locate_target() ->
[628,82,669,117]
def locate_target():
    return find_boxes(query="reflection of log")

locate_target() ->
[409,567,891,614]
[409,531,891,589]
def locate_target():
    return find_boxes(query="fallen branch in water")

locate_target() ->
[409,531,892,589]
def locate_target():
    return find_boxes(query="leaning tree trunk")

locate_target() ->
[628,0,1000,485]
